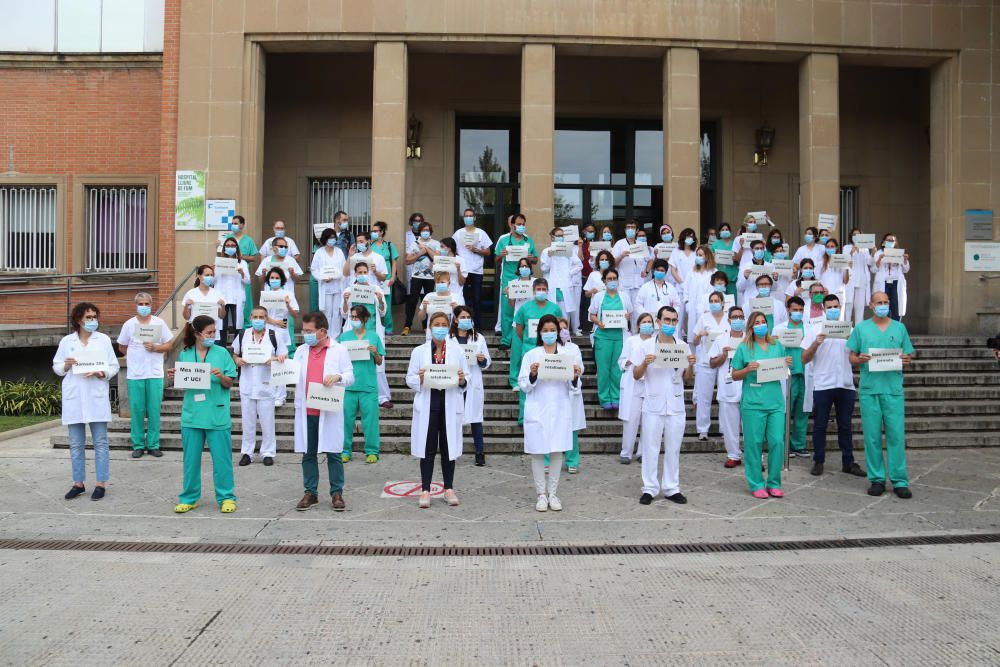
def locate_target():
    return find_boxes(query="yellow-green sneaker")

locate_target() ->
[365,454,378,464]
[341,454,351,463]
[174,502,197,513]
[220,499,237,513]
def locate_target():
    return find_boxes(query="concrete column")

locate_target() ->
[928,58,957,333]
[798,53,840,231]
[520,43,555,239]
[663,48,700,233]
[371,42,408,251]
[240,41,266,242]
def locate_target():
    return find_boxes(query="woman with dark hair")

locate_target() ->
[337,304,384,464]
[584,250,614,298]
[710,222,738,296]
[588,267,632,410]
[311,226,347,335]
[53,302,120,501]
[510,277,562,393]
[450,305,491,466]
[182,264,225,340]
[216,236,251,342]
[437,236,466,296]
[403,220,441,335]
[518,314,583,512]
[167,315,238,513]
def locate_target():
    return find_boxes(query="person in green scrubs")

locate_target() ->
[730,311,793,498]
[588,268,632,410]
[338,305,384,464]
[495,214,538,350]
[511,277,563,390]
[710,222,738,296]
[846,291,915,498]
[223,215,259,328]
[167,315,238,514]
[370,220,401,334]
[775,296,808,456]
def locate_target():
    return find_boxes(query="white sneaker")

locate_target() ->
[535,494,548,512]
[573,330,583,336]
[548,494,562,511]
[275,397,285,407]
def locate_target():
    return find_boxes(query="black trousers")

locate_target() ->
[405,277,435,329]
[421,407,455,491]
[463,273,484,328]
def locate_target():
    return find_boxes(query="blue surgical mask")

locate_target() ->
[605,280,618,291]
[874,304,891,318]
[228,223,238,232]
[602,232,613,242]
[804,234,815,244]
[540,331,558,346]
[458,318,473,331]
[534,291,548,302]
[350,319,362,330]
[136,306,151,317]
[420,231,431,240]
[884,241,896,249]
[519,267,531,278]
[355,274,369,284]
[825,247,836,256]
[826,308,841,321]
[819,236,830,245]
[251,319,265,331]
[269,279,281,290]
[463,216,475,226]
[709,302,722,314]
[598,260,610,271]
[801,269,815,279]
[747,222,757,232]
[83,320,99,333]
[339,221,349,231]
[275,230,285,238]
[730,319,746,332]
[431,326,449,341]
[713,283,726,293]
[224,246,237,256]
[303,332,318,346]
[662,233,673,243]
[694,256,705,266]
[639,322,654,336]
[625,228,636,239]
[371,231,380,240]
[356,242,368,252]
[585,231,595,240]
[201,337,215,347]
[720,230,731,239]
[636,237,646,245]
[753,323,769,337]
[660,324,676,337]
[515,225,526,235]
[653,270,666,281]
[327,238,337,248]
[753,249,765,261]
[773,252,786,260]
[758,287,771,297]
[435,283,448,294]
[790,311,803,323]
[684,237,695,246]
[277,247,288,257]
[202,276,215,287]
[412,221,421,230]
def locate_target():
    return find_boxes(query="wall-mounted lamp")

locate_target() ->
[406,114,422,159]
[754,127,775,167]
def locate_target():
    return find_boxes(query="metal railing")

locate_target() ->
[0,185,58,271]
[155,266,198,330]
[309,177,372,238]
[85,185,148,272]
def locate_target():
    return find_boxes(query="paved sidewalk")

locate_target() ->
[2,425,999,547]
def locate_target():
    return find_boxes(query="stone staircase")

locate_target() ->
[51,334,1000,454]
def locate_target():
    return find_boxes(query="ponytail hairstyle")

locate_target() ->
[193,264,213,287]
[183,315,215,349]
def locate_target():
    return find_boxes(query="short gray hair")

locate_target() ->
[134,292,153,303]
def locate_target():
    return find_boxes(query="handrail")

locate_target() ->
[979,274,1000,282]
[156,266,198,331]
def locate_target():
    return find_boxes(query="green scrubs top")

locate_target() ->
[495,234,537,286]
[338,329,383,393]
[222,233,258,261]
[846,318,914,395]
[594,292,625,341]
[711,238,737,285]
[731,340,788,411]
[513,299,563,344]
[177,345,237,430]
[371,240,400,283]
[783,321,805,375]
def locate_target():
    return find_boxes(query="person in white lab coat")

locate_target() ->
[584,250,613,299]
[736,240,777,307]
[741,274,787,330]
[406,311,471,509]
[631,305,695,505]
[258,219,301,261]
[311,227,348,336]
[792,225,826,268]
[842,227,874,325]
[818,237,850,306]
[292,311,355,512]
[451,305,491,467]
[519,314,584,512]
[556,317,587,474]
[611,220,646,324]
[437,237,467,297]
[691,291,731,441]
[182,265,226,340]
[872,233,910,321]
[785,259,818,301]
[216,236,252,343]
[684,245,716,341]
[634,258,683,334]
[53,302,120,501]
[232,306,285,466]
[540,226,581,322]
[668,228,699,334]
[708,307,746,467]
[261,267,300,410]
[618,312,654,464]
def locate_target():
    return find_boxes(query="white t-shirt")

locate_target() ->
[256,256,304,283]
[259,236,301,259]
[452,226,492,275]
[793,243,826,269]
[116,315,173,380]
[183,286,224,340]
[802,325,855,391]
[611,239,645,290]
[233,328,280,399]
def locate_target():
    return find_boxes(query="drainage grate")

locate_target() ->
[0,533,998,558]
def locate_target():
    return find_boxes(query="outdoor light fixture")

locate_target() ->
[406,114,422,159]
[754,127,774,166]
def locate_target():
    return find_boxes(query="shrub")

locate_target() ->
[0,380,62,416]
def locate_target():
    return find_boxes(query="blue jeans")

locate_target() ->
[470,422,485,455]
[886,281,900,321]
[812,388,856,465]
[68,422,110,483]
[463,273,484,328]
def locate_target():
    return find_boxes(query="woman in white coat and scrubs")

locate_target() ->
[407,311,471,509]
[451,306,491,467]
[842,227,874,325]
[310,227,347,336]
[691,291,731,441]
[53,302,120,501]
[540,226,581,325]
[519,314,584,512]
[872,232,910,321]
[618,312,654,464]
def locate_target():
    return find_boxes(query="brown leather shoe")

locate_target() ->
[295,492,318,511]
[332,492,346,511]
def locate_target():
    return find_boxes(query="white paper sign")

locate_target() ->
[817,213,838,231]
[504,245,530,262]
[242,342,271,365]
[747,264,770,280]
[654,343,689,369]
[320,265,341,281]
[306,382,345,412]
[313,223,333,240]
[343,339,371,361]
[507,281,532,301]
[883,248,905,264]
[560,225,579,244]
[741,232,763,243]
[602,310,628,329]
[965,241,1000,271]
[749,297,773,316]
[214,257,238,275]
[135,324,163,343]
[778,327,804,347]
[588,241,612,257]
[425,295,454,316]
[869,347,903,373]
[714,249,733,265]
[755,357,788,383]
[174,361,211,389]
[747,211,768,226]
[822,320,853,339]
[538,354,574,381]
[190,302,218,319]
[829,254,850,270]
[773,259,793,276]
[348,284,376,305]
[269,358,300,386]
[351,254,376,270]
[462,344,478,366]
[726,336,743,359]
[433,256,456,273]
[655,245,674,260]
[628,242,649,259]
[425,365,459,390]
[259,291,287,311]
[71,348,106,375]
[548,241,572,257]
[460,231,478,248]
[853,234,876,249]
[526,318,540,340]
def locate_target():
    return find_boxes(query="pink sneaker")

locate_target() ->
[767,488,784,498]
[751,489,769,499]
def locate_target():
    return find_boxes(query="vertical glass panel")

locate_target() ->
[555,130,610,185]
[634,130,663,186]
[459,129,510,183]
[590,189,627,233]
[57,0,101,52]
[459,186,498,225]
[0,0,56,52]
[632,188,663,229]
[553,188,583,227]
[102,0,145,52]
[699,130,713,189]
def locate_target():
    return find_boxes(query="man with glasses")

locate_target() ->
[259,220,301,261]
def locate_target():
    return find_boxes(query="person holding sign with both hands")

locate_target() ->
[589,268,632,410]
[232,306,285,467]
[451,306,491,467]
[182,265,225,340]
[167,315,238,514]
[337,305,385,464]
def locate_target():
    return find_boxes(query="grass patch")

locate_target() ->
[0,415,59,433]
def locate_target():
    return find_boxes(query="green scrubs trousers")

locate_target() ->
[593,330,623,405]
[860,393,908,487]
[302,414,345,496]
[343,390,380,458]
[127,377,163,451]
[383,286,395,333]
[509,328,524,389]
[500,278,515,347]
[741,406,785,491]
[789,373,808,453]
[179,426,236,505]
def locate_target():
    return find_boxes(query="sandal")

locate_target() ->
[220,499,237,513]
[174,503,197,513]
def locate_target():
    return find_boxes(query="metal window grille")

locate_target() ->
[85,185,148,272]
[308,177,372,240]
[840,185,859,246]
[0,185,57,271]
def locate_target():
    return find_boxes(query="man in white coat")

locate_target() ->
[293,311,355,512]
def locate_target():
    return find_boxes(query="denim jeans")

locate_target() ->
[812,388,857,465]
[463,273,484,328]
[68,421,110,483]
[470,422,485,455]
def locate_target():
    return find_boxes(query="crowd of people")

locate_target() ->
[52,211,917,514]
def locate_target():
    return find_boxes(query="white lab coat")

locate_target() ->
[454,333,491,425]
[873,250,910,317]
[562,341,587,432]
[292,341,355,454]
[540,247,581,314]
[843,244,874,304]
[617,334,648,421]
[405,340,470,460]
[518,345,581,455]
[311,246,347,297]
[52,331,120,425]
